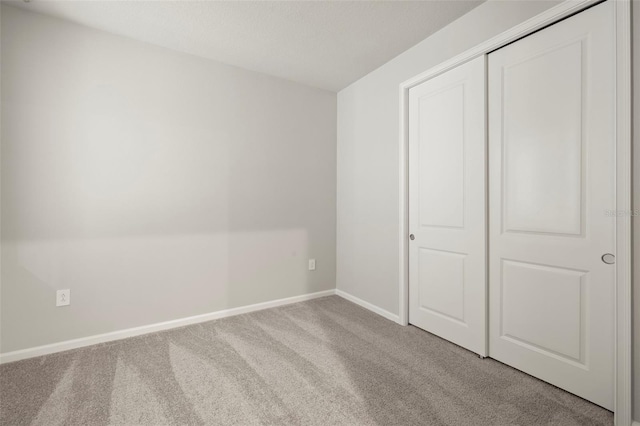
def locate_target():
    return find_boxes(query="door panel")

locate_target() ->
[488,1,614,409]
[501,260,585,363]
[502,40,583,235]
[418,85,465,228]
[418,249,466,323]
[409,56,486,356]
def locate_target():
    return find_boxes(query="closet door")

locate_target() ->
[408,56,486,356]
[488,1,614,409]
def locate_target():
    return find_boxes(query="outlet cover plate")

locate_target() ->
[56,289,70,307]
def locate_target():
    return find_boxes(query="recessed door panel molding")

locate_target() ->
[489,1,615,410]
[418,84,465,229]
[502,39,585,236]
[500,260,586,364]
[409,55,486,356]
[418,249,466,324]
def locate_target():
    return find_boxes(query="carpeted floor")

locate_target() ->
[0,296,612,426]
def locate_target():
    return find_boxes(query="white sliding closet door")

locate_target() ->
[408,56,486,356]
[488,1,615,409]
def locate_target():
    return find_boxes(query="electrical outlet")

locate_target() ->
[308,259,316,271]
[56,289,70,307]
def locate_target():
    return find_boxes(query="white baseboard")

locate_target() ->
[0,289,336,364]
[335,289,401,324]
[631,421,640,426]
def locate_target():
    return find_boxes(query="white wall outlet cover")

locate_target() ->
[56,289,70,307]
[308,259,316,270]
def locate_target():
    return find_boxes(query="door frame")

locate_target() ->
[397,1,632,424]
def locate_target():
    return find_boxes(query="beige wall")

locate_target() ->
[0,5,337,353]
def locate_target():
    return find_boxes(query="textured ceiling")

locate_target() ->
[5,0,485,92]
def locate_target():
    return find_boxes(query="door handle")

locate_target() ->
[601,253,615,264]
[409,234,415,241]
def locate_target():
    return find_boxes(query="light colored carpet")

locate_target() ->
[0,295,612,425]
